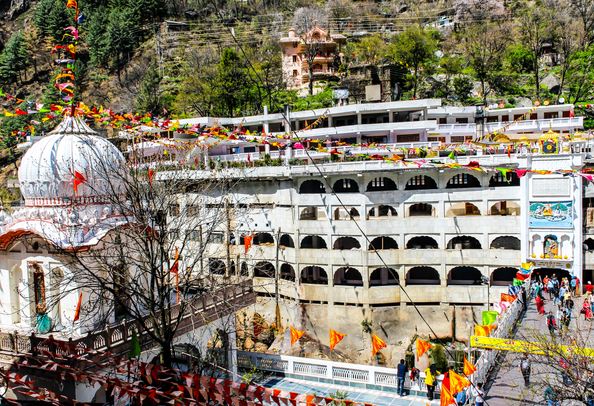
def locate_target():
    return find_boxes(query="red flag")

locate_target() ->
[15,109,27,115]
[73,292,83,322]
[570,109,575,118]
[148,170,155,185]
[73,171,87,196]
[170,247,179,274]
[516,272,529,281]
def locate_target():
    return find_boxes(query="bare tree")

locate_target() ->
[19,131,248,369]
[453,0,506,24]
[292,7,329,95]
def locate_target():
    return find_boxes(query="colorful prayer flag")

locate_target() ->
[474,325,496,337]
[416,338,433,361]
[329,329,346,351]
[290,326,305,346]
[372,334,387,356]
[501,293,517,302]
[482,311,498,325]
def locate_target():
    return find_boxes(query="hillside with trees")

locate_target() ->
[1,0,594,152]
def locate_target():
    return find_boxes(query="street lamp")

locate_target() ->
[480,275,490,310]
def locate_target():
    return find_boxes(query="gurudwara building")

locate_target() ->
[124,99,588,365]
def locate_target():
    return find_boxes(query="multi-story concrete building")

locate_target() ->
[280,26,346,89]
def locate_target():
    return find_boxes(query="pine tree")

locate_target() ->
[34,0,55,37]
[136,61,164,116]
[86,7,111,66]
[0,31,28,84]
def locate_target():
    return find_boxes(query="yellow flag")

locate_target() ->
[3,109,14,117]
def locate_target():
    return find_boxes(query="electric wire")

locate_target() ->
[203,1,516,401]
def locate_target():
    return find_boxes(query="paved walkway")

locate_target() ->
[261,377,439,406]
[485,292,585,406]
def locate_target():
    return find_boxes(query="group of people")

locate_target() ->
[532,274,577,336]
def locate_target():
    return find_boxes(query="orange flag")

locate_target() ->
[463,357,477,376]
[329,329,346,351]
[475,324,496,337]
[372,334,387,356]
[501,293,517,302]
[290,326,305,346]
[440,383,455,406]
[73,171,87,196]
[416,338,433,361]
[244,234,254,254]
[448,370,471,394]
[73,292,83,322]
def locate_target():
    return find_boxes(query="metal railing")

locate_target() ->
[237,351,444,395]
[472,282,527,385]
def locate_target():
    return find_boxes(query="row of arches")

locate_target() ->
[249,261,519,287]
[299,173,520,194]
[273,234,520,251]
[300,201,520,220]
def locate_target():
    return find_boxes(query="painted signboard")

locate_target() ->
[529,201,573,228]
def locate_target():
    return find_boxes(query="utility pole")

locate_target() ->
[275,227,281,329]
[225,199,231,277]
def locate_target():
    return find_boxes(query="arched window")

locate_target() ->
[334,267,363,286]
[280,264,295,281]
[489,201,520,216]
[368,205,397,218]
[544,235,559,258]
[334,207,360,220]
[446,173,481,189]
[491,267,518,286]
[301,235,327,249]
[300,206,326,220]
[406,236,439,249]
[368,236,398,250]
[300,180,325,194]
[406,267,440,285]
[333,178,359,193]
[209,259,226,275]
[253,233,274,246]
[333,237,361,250]
[489,172,520,187]
[445,202,481,216]
[367,177,397,192]
[448,266,483,285]
[447,236,482,249]
[370,268,399,286]
[490,236,521,250]
[280,234,295,248]
[405,175,437,190]
[254,261,275,278]
[585,238,594,251]
[409,203,434,217]
[301,266,328,285]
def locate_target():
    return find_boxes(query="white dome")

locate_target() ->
[18,116,125,206]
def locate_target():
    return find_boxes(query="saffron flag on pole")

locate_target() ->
[501,293,517,302]
[329,329,346,351]
[73,292,83,322]
[463,357,477,376]
[290,326,305,346]
[73,171,87,196]
[448,370,471,394]
[170,247,179,273]
[416,338,433,361]
[244,234,254,254]
[440,378,455,406]
[372,334,387,356]
[482,310,498,325]
[475,325,497,337]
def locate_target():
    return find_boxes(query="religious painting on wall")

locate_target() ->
[529,201,573,228]
[543,235,559,257]
[540,139,559,155]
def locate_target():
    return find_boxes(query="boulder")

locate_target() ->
[257,329,275,345]
[244,336,255,351]
[541,74,560,95]
[254,342,269,352]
